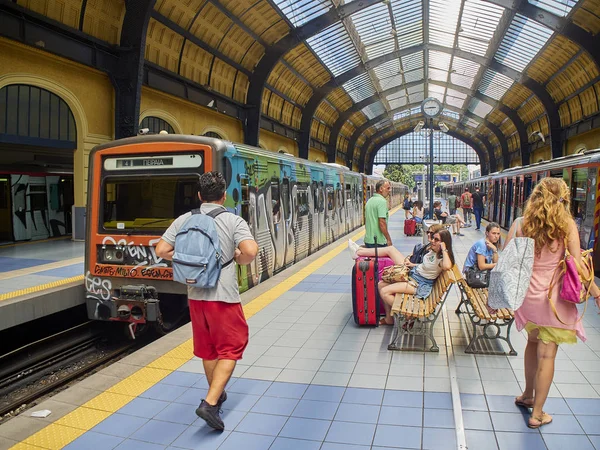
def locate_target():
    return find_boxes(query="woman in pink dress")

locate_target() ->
[508,178,600,428]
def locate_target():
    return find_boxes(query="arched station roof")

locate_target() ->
[6,0,600,174]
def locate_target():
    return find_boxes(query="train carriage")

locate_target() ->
[84,135,406,334]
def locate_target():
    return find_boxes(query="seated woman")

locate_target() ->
[463,222,501,273]
[433,201,465,236]
[349,229,455,325]
[410,200,424,224]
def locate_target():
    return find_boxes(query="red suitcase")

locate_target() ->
[404,219,417,236]
[352,244,390,326]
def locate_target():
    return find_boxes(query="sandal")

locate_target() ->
[514,395,534,408]
[527,412,552,429]
[379,317,394,326]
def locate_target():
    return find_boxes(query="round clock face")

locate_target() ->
[422,98,442,118]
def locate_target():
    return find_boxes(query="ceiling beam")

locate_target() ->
[244,0,384,147]
[113,0,156,139]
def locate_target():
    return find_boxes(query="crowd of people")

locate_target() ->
[350,177,600,430]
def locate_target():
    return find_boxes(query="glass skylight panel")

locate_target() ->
[362,102,386,120]
[307,23,362,76]
[442,109,460,120]
[409,90,425,104]
[458,0,504,57]
[272,0,333,27]
[391,0,424,48]
[343,73,376,103]
[465,117,480,128]
[351,3,395,60]
[528,0,576,17]
[429,0,461,47]
[468,99,493,118]
[446,96,466,109]
[429,68,448,82]
[401,51,424,72]
[408,83,423,95]
[450,56,479,89]
[374,60,404,90]
[495,14,553,72]
[429,51,451,72]
[393,110,410,121]
[404,68,424,83]
[429,84,445,102]
[387,92,409,110]
[479,69,513,101]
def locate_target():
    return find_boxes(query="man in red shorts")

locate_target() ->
[156,171,258,431]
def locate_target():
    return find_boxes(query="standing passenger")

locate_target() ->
[511,178,598,429]
[402,193,413,219]
[364,180,392,247]
[156,172,258,431]
[447,191,458,215]
[461,188,473,225]
[472,186,485,231]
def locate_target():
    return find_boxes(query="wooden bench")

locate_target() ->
[453,266,517,356]
[388,267,457,352]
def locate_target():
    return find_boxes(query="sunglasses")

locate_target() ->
[427,232,434,236]
[432,237,442,242]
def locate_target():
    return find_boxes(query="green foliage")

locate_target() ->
[383,164,468,188]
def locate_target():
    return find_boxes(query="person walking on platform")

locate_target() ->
[365,180,392,247]
[472,186,485,230]
[461,187,473,225]
[510,178,599,429]
[402,193,413,219]
[156,172,258,431]
[447,190,458,215]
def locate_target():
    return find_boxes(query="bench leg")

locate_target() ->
[464,315,518,356]
[454,284,470,315]
[387,314,441,352]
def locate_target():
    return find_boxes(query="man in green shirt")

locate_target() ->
[447,191,458,215]
[364,180,392,247]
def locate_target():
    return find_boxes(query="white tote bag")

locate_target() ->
[488,220,534,310]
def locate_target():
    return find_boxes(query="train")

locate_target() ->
[441,149,600,270]
[84,135,406,335]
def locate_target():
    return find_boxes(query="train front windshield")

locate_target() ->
[102,175,199,232]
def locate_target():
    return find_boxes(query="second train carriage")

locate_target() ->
[442,149,600,271]
[84,135,406,334]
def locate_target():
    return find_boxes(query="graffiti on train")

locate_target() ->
[101,236,168,269]
[85,271,112,301]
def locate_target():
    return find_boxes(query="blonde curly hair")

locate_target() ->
[521,177,571,254]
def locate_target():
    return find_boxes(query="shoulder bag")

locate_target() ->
[381,264,410,284]
[465,266,490,289]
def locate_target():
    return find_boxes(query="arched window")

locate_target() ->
[140,116,175,134]
[0,84,76,147]
[203,131,224,139]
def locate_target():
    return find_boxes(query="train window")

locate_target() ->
[319,182,325,212]
[271,180,281,224]
[281,178,291,220]
[346,184,352,202]
[312,181,319,213]
[29,185,48,210]
[327,186,334,211]
[297,189,309,217]
[572,169,587,228]
[102,176,197,231]
[240,177,249,222]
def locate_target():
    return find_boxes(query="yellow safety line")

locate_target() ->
[11,207,400,449]
[0,275,84,302]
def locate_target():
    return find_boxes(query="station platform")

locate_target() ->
[3,209,600,450]
[0,239,84,330]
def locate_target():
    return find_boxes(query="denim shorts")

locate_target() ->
[409,268,436,299]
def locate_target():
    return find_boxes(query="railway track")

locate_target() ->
[0,322,138,418]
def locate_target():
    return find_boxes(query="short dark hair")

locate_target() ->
[375,180,387,192]
[198,171,226,202]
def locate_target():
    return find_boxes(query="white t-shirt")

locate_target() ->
[415,250,443,280]
[161,203,254,303]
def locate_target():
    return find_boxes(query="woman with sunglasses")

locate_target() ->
[349,229,455,325]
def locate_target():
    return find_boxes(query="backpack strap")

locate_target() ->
[204,207,235,267]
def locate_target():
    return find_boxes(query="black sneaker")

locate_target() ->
[217,390,227,407]
[196,400,224,431]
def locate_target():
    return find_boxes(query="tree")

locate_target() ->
[383,165,415,188]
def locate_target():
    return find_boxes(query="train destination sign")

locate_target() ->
[104,154,203,171]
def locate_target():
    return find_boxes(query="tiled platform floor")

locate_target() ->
[4,207,600,449]
[0,240,84,293]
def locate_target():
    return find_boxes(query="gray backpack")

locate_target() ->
[172,208,233,288]
[488,218,534,310]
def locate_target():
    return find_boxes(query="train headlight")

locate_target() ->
[102,247,124,264]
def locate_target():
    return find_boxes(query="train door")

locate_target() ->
[269,178,285,272]
[505,178,514,228]
[0,176,12,242]
[281,177,294,267]
[326,184,335,243]
[492,180,500,223]
[524,175,533,200]
[11,175,31,241]
[571,168,592,250]
[294,184,310,262]
[345,182,352,233]
[309,180,319,254]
